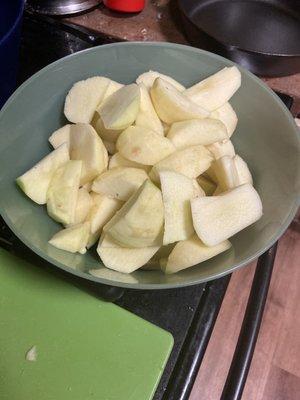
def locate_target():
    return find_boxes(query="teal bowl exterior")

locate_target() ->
[0,42,299,289]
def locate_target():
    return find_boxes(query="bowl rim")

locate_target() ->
[1,41,299,289]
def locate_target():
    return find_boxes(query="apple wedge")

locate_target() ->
[136,70,185,92]
[117,126,175,165]
[191,184,263,246]
[213,156,240,191]
[109,152,150,172]
[92,167,148,201]
[49,124,72,150]
[150,145,213,183]
[86,193,123,248]
[68,187,92,226]
[97,84,140,130]
[135,83,164,135]
[47,160,82,225]
[94,116,123,143]
[69,123,108,185]
[102,80,124,102]
[211,102,238,137]
[167,118,228,149]
[197,175,217,196]
[64,76,110,123]
[184,66,241,111]
[150,78,209,124]
[16,143,69,205]
[207,139,235,160]
[234,155,253,185]
[162,235,231,274]
[97,234,160,273]
[160,171,198,245]
[104,179,164,248]
[49,222,90,254]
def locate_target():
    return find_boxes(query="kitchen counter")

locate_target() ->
[65,1,300,115]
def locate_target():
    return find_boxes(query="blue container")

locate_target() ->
[0,0,24,108]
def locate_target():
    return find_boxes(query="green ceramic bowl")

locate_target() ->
[0,43,299,289]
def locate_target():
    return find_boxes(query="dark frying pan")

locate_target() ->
[178,0,300,76]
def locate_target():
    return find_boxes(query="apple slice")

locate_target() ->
[97,234,160,273]
[70,123,108,185]
[191,184,263,246]
[102,80,124,102]
[47,160,82,225]
[234,155,253,185]
[97,84,140,130]
[150,145,213,183]
[49,124,72,150]
[207,139,235,160]
[109,152,150,172]
[68,187,92,226]
[184,66,241,111]
[197,175,217,196]
[64,76,110,123]
[150,78,209,124]
[136,70,185,91]
[104,179,164,248]
[86,193,123,248]
[116,125,176,165]
[49,222,90,254]
[192,179,206,197]
[160,171,198,245]
[82,181,92,192]
[16,143,69,205]
[213,156,239,191]
[135,83,164,135]
[92,167,148,201]
[94,116,123,143]
[167,118,228,149]
[211,102,238,137]
[162,235,231,274]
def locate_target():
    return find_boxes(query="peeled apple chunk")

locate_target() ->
[167,118,228,149]
[150,78,209,124]
[94,116,123,143]
[117,125,176,165]
[69,187,92,226]
[16,143,69,205]
[211,102,238,137]
[97,84,140,130]
[197,175,217,196]
[207,139,235,160]
[64,76,110,123]
[47,160,82,225]
[150,145,213,183]
[191,184,263,246]
[135,83,164,135]
[97,234,160,273]
[109,152,150,172]
[49,222,90,254]
[69,123,108,185]
[160,171,197,245]
[234,155,253,185]
[213,156,240,191]
[136,70,185,92]
[104,179,164,248]
[49,124,72,150]
[86,193,123,248]
[184,67,241,111]
[102,80,124,102]
[92,167,148,201]
[162,235,231,274]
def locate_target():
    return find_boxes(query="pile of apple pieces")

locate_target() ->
[16,67,262,275]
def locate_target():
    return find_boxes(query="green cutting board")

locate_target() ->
[0,249,173,400]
